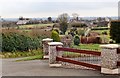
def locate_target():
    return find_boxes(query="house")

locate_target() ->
[16,20,30,25]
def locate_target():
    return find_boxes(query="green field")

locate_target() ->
[73,44,101,51]
[18,23,54,29]
[63,44,101,58]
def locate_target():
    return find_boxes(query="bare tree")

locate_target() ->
[58,13,69,34]
[72,13,79,21]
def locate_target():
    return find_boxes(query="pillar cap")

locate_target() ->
[100,44,119,49]
[48,42,63,46]
[42,38,53,41]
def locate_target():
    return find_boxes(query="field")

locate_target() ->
[73,44,100,51]
[18,23,54,29]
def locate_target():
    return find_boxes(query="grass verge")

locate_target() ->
[15,55,43,62]
[1,49,43,58]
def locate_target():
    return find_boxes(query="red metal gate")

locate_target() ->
[117,48,120,66]
[56,47,101,70]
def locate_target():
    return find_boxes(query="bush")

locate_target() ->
[77,29,85,35]
[74,35,80,45]
[51,30,60,42]
[54,29,59,34]
[2,33,45,52]
[110,21,120,43]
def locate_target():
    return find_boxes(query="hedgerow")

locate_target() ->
[2,33,46,52]
[110,21,120,43]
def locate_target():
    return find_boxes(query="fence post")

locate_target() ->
[48,42,63,67]
[42,38,53,59]
[100,44,120,74]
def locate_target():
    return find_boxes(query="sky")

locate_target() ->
[0,0,119,18]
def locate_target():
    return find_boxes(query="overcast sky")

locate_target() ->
[0,0,119,18]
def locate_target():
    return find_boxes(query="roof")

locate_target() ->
[16,20,30,25]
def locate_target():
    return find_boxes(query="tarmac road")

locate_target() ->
[1,58,105,76]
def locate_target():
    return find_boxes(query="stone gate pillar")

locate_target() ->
[48,42,63,67]
[42,38,53,59]
[100,44,120,74]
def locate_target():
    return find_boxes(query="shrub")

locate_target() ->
[77,29,85,35]
[110,20,120,43]
[2,33,45,52]
[74,35,80,45]
[51,30,60,42]
[54,29,59,34]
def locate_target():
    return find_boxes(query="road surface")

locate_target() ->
[1,58,106,76]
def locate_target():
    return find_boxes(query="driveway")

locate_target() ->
[1,58,106,76]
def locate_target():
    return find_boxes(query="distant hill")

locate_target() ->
[1,16,118,22]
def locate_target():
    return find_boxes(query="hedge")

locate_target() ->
[110,20,120,43]
[2,33,46,52]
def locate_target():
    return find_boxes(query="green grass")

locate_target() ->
[19,23,54,29]
[63,44,101,58]
[92,30,110,35]
[73,44,101,51]
[15,55,43,62]
[63,52,81,58]
[1,49,43,58]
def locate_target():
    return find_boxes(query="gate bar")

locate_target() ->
[56,57,101,70]
[117,48,120,54]
[117,61,120,66]
[56,47,101,56]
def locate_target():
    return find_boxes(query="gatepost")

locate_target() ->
[100,44,120,74]
[42,38,53,59]
[48,42,63,67]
